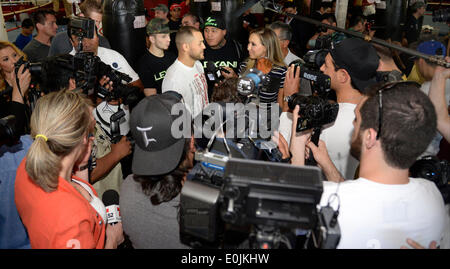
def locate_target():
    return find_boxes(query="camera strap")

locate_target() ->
[95,107,113,139]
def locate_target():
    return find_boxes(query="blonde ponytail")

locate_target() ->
[25,90,92,192]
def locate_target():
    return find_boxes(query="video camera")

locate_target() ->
[285,94,339,133]
[285,49,339,165]
[0,115,18,146]
[69,16,95,40]
[180,158,340,249]
[410,156,450,204]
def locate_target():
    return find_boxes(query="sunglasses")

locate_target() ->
[376,81,420,140]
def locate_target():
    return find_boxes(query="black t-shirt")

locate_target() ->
[203,39,243,71]
[168,18,181,30]
[289,18,315,57]
[136,50,177,94]
[404,15,421,45]
[202,39,243,96]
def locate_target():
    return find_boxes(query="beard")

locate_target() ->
[350,129,363,161]
[190,50,204,61]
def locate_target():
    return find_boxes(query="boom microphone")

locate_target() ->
[102,189,121,224]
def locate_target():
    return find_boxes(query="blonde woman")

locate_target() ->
[0,41,31,134]
[15,90,124,249]
[222,27,287,104]
[0,41,31,102]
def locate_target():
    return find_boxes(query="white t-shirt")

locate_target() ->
[277,103,358,179]
[278,111,293,146]
[162,59,209,118]
[420,79,450,157]
[70,47,140,83]
[94,101,130,136]
[321,177,449,249]
[71,178,107,224]
[320,103,359,179]
[283,49,301,66]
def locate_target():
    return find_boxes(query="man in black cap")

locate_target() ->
[202,14,243,97]
[316,38,379,179]
[136,18,177,96]
[119,92,194,249]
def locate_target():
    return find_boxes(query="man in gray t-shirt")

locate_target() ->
[23,10,58,62]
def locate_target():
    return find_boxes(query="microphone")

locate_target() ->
[205,61,221,82]
[102,189,121,224]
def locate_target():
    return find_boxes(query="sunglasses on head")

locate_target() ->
[375,81,420,140]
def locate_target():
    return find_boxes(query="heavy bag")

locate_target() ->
[102,0,146,70]
[210,0,243,43]
[189,1,211,23]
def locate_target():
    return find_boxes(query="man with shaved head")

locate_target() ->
[162,26,208,117]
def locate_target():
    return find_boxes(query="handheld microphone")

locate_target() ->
[206,61,221,82]
[102,189,121,224]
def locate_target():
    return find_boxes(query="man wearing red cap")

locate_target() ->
[168,3,183,31]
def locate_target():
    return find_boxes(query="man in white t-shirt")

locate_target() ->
[290,83,448,249]
[162,26,208,118]
[319,38,381,179]
[68,19,144,137]
[280,38,380,179]
[413,39,449,156]
[68,22,142,86]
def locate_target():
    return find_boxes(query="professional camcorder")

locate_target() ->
[410,156,450,204]
[69,16,95,40]
[285,94,339,133]
[180,158,340,249]
[0,115,18,146]
[13,16,140,114]
[285,50,339,165]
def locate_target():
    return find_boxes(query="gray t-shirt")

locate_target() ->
[22,39,50,62]
[48,31,111,57]
[120,174,189,249]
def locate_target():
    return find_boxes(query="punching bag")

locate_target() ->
[189,1,211,23]
[381,0,408,41]
[102,0,147,70]
[207,0,244,42]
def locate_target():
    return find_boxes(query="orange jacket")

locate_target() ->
[15,158,106,249]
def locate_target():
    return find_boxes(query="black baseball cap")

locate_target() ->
[203,14,226,30]
[329,38,380,93]
[130,92,190,176]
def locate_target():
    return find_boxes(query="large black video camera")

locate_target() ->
[180,158,340,249]
[410,156,450,204]
[68,16,140,106]
[0,115,18,146]
[78,52,140,106]
[285,93,339,133]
